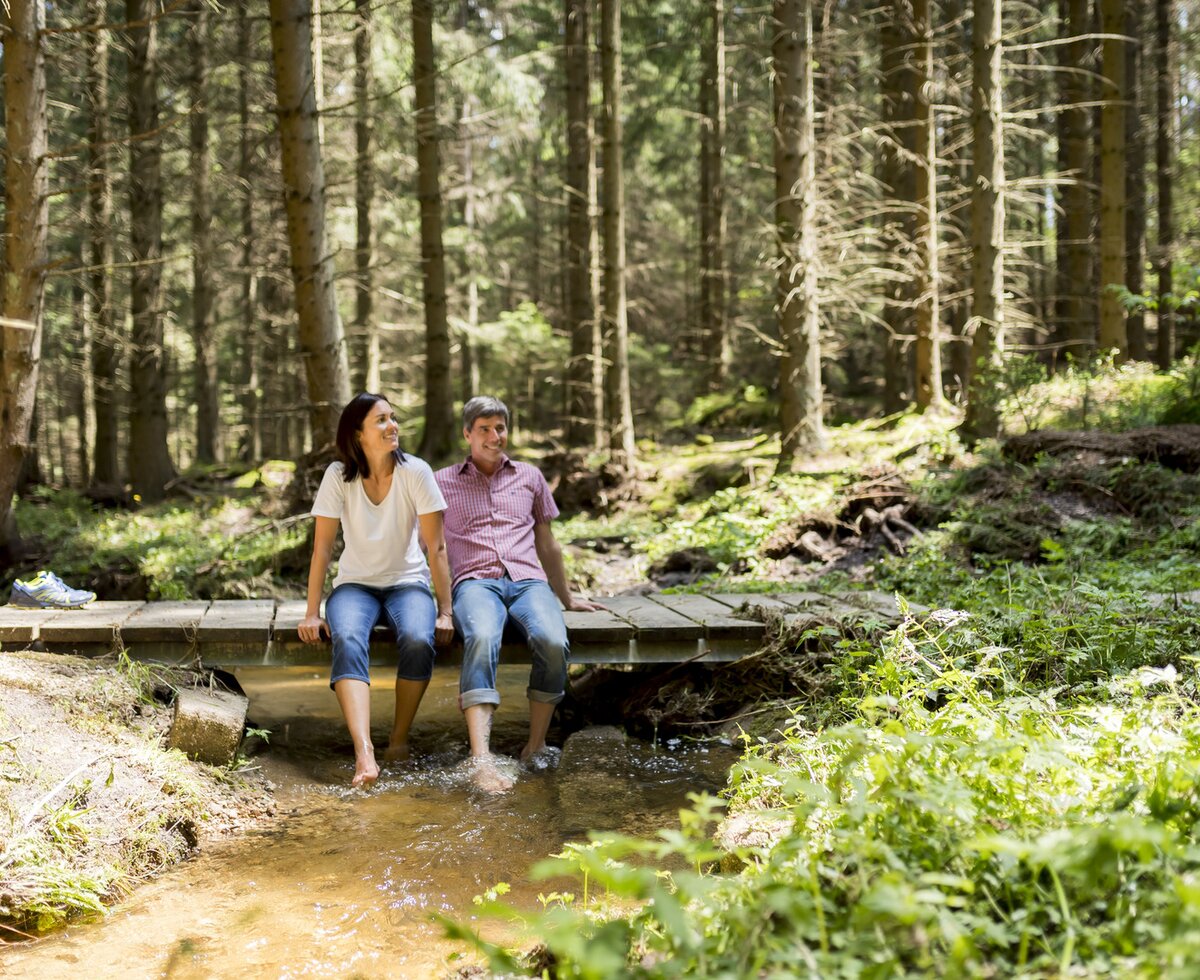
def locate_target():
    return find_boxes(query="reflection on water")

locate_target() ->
[3,665,735,979]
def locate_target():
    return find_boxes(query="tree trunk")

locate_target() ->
[459,82,481,405]
[268,0,351,450]
[1124,5,1147,361]
[912,0,942,409]
[531,131,543,307]
[237,2,262,462]
[879,0,917,412]
[75,275,94,486]
[1056,0,1094,361]
[412,0,456,461]
[1097,0,1127,356]
[774,0,826,465]
[962,0,1004,440]
[354,0,380,393]
[565,0,596,445]
[600,0,636,463]
[126,0,176,500]
[188,0,219,463]
[1155,0,1176,369]
[588,108,605,449]
[0,0,49,555]
[699,0,728,391]
[86,0,120,488]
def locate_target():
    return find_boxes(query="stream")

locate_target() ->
[3,664,736,978]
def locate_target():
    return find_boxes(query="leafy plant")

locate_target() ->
[451,613,1200,977]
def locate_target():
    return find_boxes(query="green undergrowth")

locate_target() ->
[9,466,306,600]
[451,610,1200,977]
[445,359,1200,976]
[560,411,961,587]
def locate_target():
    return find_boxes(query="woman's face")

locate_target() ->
[358,399,400,456]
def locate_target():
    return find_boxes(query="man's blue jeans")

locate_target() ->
[453,577,569,709]
[325,582,437,687]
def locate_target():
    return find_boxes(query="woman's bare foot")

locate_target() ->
[381,741,411,764]
[469,754,516,793]
[351,754,380,789]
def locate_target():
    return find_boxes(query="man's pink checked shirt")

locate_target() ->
[434,455,560,588]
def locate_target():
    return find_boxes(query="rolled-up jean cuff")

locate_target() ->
[460,686,501,710]
[330,671,371,688]
[528,687,565,705]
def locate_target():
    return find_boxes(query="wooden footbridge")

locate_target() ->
[0,591,920,667]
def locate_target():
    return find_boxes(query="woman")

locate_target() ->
[298,393,454,788]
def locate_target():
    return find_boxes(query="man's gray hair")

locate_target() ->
[462,395,510,431]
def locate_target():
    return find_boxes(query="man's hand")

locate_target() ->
[565,595,605,612]
[435,610,455,646]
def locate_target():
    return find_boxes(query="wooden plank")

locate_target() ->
[195,600,274,642]
[835,590,928,623]
[774,592,865,621]
[600,595,705,640]
[562,607,635,642]
[708,593,798,617]
[647,594,764,641]
[0,605,67,643]
[121,601,210,642]
[271,600,311,637]
[38,601,144,644]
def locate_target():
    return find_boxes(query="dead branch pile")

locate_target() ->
[760,464,920,562]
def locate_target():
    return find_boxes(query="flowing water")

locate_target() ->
[3,665,735,979]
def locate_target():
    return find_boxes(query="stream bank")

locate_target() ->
[1,662,734,976]
[0,650,275,938]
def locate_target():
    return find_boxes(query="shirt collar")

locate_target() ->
[458,454,513,475]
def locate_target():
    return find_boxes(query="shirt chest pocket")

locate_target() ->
[494,485,533,520]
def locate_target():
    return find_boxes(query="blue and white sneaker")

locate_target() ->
[9,571,96,609]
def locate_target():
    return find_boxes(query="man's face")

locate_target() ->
[465,414,508,467]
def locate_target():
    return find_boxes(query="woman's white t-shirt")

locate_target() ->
[310,457,447,590]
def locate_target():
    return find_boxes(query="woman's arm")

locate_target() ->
[418,510,455,646]
[298,515,338,643]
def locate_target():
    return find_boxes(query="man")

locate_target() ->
[436,395,603,792]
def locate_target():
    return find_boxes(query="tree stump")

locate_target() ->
[167,688,249,766]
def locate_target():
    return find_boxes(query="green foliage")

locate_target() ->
[682,385,774,431]
[641,473,839,575]
[1156,346,1200,425]
[454,612,1200,977]
[9,487,310,600]
[1111,263,1200,316]
[997,355,1180,434]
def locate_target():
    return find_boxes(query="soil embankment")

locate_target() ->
[0,650,274,938]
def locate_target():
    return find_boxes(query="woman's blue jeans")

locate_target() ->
[452,577,569,709]
[325,582,437,688]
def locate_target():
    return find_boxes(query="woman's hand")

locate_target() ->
[298,613,328,644]
[434,610,455,647]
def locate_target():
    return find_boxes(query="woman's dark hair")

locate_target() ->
[335,392,405,481]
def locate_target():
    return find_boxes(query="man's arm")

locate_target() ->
[533,522,604,612]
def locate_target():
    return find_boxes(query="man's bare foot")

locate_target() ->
[381,742,411,764]
[469,754,516,793]
[351,756,380,789]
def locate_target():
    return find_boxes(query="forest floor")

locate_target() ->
[4,356,1200,958]
[0,650,274,937]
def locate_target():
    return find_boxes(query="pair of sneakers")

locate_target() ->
[9,571,96,609]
